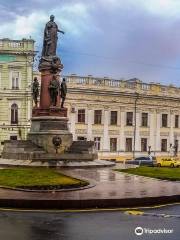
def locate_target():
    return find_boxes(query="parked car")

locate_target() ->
[126,156,156,166]
[156,158,180,168]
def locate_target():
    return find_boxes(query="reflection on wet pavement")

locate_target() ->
[0,207,180,240]
[0,164,179,201]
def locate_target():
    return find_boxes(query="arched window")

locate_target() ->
[11,103,18,124]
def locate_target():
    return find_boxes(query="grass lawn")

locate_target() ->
[0,168,88,190]
[116,167,180,181]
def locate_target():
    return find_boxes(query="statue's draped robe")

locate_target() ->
[42,21,59,56]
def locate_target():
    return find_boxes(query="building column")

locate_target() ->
[27,97,32,121]
[87,107,93,141]
[170,111,174,145]
[155,110,161,152]
[69,106,76,140]
[103,108,109,151]
[135,111,140,151]
[120,108,125,151]
[149,110,155,151]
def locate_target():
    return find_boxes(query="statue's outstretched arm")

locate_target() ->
[58,29,65,34]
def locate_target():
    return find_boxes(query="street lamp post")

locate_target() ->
[133,92,139,159]
[148,145,151,155]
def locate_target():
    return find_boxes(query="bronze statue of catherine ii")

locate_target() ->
[42,15,64,57]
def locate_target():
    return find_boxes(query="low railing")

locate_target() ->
[65,75,124,88]
[65,75,180,96]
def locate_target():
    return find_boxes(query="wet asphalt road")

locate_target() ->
[0,205,179,240]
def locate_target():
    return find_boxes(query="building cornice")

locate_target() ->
[68,87,180,102]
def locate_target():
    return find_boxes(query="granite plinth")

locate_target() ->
[28,116,72,154]
[1,140,46,160]
[32,107,67,117]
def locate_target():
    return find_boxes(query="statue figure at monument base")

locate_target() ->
[48,75,60,106]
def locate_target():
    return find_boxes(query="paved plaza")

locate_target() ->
[0,164,179,209]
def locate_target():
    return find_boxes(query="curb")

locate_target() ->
[0,195,179,210]
[0,182,95,193]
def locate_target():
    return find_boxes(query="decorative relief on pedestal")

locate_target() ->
[39,56,63,73]
[40,121,68,131]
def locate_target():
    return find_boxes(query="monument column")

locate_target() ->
[28,15,72,153]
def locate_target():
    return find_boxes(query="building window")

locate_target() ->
[77,136,87,141]
[175,115,179,128]
[141,138,147,152]
[110,111,117,125]
[11,103,18,124]
[78,109,85,123]
[110,138,117,152]
[126,112,133,126]
[125,82,136,89]
[162,114,168,127]
[10,136,17,140]
[126,138,132,152]
[141,84,150,90]
[142,113,148,127]
[161,139,167,152]
[94,110,102,124]
[94,137,101,150]
[12,72,20,89]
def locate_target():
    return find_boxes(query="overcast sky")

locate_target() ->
[0,0,180,85]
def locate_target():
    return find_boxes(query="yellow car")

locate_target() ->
[156,158,180,168]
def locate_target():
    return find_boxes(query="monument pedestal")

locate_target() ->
[32,107,67,117]
[29,63,72,153]
[28,116,72,154]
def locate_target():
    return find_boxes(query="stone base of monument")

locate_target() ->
[27,116,72,154]
[1,116,101,165]
[32,107,67,117]
[1,140,98,162]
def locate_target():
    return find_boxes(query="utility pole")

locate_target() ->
[133,92,139,159]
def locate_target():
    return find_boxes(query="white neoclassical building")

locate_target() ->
[64,74,180,159]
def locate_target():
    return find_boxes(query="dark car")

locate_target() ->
[126,156,156,166]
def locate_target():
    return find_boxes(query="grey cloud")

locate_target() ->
[0,0,180,85]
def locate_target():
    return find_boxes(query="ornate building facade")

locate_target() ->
[1,58,180,159]
[65,75,180,159]
[0,38,35,154]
